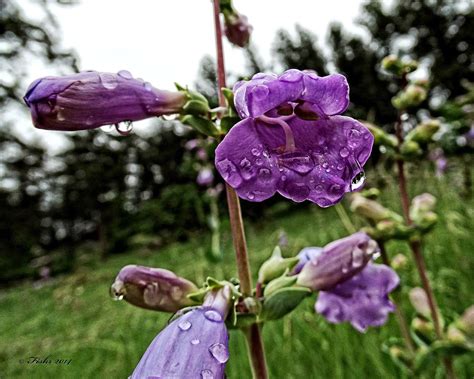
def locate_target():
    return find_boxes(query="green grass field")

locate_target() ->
[1,166,473,378]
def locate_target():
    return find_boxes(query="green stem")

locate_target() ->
[334,203,357,234]
[211,1,268,377]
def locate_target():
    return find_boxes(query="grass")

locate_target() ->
[0,164,473,378]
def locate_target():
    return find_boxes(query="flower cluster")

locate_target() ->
[215,69,374,207]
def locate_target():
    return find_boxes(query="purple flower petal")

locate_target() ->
[215,115,373,206]
[292,247,323,275]
[131,306,229,378]
[315,264,400,332]
[24,71,185,131]
[233,70,349,119]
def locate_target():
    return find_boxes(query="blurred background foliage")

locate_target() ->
[0,0,473,284]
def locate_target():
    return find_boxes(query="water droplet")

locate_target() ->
[143,82,153,91]
[204,310,223,322]
[201,369,214,379]
[251,148,261,156]
[329,184,341,194]
[112,293,124,301]
[247,192,255,200]
[178,320,192,331]
[281,175,287,181]
[279,152,315,175]
[115,121,133,136]
[339,147,350,158]
[252,85,269,100]
[342,266,349,274]
[170,286,183,301]
[256,158,263,165]
[191,339,200,345]
[351,170,366,191]
[348,129,361,148]
[258,168,272,183]
[322,162,329,169]
[99,73,118,89]
[209,343,230,363]
[315,185,323,193]
[352,247,365,268]
[117,70,133,79]
[336,163,344,170]
[311,258,319,266]
[57,108,66,121]
[280,69,303,82]
[216,159,242,187]
[239,157,254,180]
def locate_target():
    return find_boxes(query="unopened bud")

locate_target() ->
[447,325,467,344]
[412,316,434,338]
[363,122,398,148]
[381,55,403,75]
[406,119,440,144]
[457,305,474,336]
[110,265,198,312]
[258,246,299,284]
[409,287,431,318]
[392,84,427,109]
[350,193,403,223]
[400,140,422,157]
[297,232,377,291]
[391,254,408,270]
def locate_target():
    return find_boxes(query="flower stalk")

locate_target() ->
[212,1,268,377]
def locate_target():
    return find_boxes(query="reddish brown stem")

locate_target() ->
[212,1,268,378]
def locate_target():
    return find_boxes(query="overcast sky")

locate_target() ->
[15,0,377,151]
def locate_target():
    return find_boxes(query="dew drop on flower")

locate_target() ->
[191,339,200,345]
[251,148,261,156]
[143,82,153,91]
[204,310,223,322]
[279,152,315,175]
[350,170,366,192]
[258,168,272,183]
[247,192,255,200]
[201,369,214,379]
[99,73,118,90]
[209,343,230,363]
[339,147,350,158]
[117,70,133,79]
[216,159,242,187]
[178,320,192,331]
[115,121,133,136]
[239,158,254,180]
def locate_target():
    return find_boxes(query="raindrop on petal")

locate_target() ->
[209,343,230,363]
[178,320,192,331]
[99,73,118,89]
[204,310,223,322]
[351,170,366,191]
[191,339,200,345]
[352,247,365,268]
[339,147,350,158]
[279,152,315,175]
[201,369,214,379]
[216,159,243,187]
[117,70,133,79]
[115,121,133,136]
[143,82,153,91]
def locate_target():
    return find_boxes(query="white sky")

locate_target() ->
[11,0,374,151]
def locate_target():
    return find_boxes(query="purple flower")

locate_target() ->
[131,287,231,378]
[223,12,253,47]
[197,167,214,186]
[315,263,399,332]
[296,232,378,291]
[215,70,374,206]
[292,247,323,275]
[110,265,198,312]
[24,71,186,131]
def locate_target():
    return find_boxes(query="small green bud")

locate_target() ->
[263,275,297,297]
[406,119,440,144]
[363,122,398,148]
[412,316,435,338]
[457,305,474,336]
[409,287,431,318]
[359,187,381,199]
[392,84,427,109]
[400,140,423,157]
[447,325,467,344]
[350,193,403,223]
[382,55,403,75]
[180,115,221,137]
[391,254,408,270]
[257,246,299,284]
[410,193,437,229]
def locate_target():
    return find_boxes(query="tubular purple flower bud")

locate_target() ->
[315,263,399,332]
[24,71,186,131]
[130,288,231,379]
[296,232,378,291]
[223,12,252,47]
[110,265,198,312]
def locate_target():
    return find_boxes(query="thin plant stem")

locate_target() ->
[334,203,357,234]
[211,1,268,378]
[379,241,415,355]
[394,112,456,379]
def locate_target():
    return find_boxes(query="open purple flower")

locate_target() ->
[215,69,374,206]
[131,287,231,379]
[24,71,186,131]
[315,263,399,332]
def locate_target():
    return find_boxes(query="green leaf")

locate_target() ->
[260,286,311,321]
[180,115,220,137]
[183,100,210,116]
